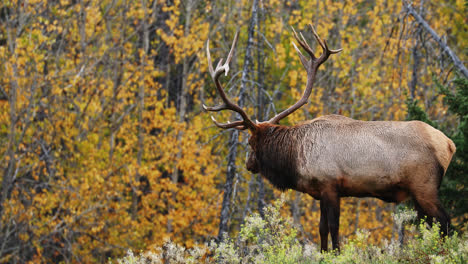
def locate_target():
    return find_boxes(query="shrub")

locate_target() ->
[212,195,313,264]
[114,198,468,263]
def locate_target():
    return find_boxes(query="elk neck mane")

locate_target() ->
[254,123,307,191]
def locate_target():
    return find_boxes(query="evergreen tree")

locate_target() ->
[407,77,468,229]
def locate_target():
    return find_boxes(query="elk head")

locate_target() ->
[204,24,341,170]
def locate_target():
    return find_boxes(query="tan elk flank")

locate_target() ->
[204,24,456,252]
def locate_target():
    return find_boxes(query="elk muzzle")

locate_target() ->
[246,151,260,173]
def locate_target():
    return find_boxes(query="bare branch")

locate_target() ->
[405,3,468,78]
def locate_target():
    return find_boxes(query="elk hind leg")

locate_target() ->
[412,191,450,236]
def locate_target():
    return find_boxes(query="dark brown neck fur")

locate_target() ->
[254,124,302,190]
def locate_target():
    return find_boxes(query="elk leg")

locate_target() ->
[323,191,341,252]
[413,200,428,224]
[413,193,450,236]
[319,199,329,252]
[438,206,451,236]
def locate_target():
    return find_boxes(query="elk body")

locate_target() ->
[205,25,456,252]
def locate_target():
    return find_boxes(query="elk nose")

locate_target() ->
[246,153,260,173]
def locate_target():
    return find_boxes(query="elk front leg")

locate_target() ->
[322,190,341,252]
[319,199,329,252]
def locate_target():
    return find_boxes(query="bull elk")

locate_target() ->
[204,24,456,252]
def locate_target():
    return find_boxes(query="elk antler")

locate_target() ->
[267,24,342,124]
[204,32,257,131]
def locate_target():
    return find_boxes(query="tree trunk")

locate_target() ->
[255,0,266,217]
[217,130,239,240]
[217,0,259,240]
[132,0,150,220]
[398,223,405,247]
[291,192,301,226]
[168,0,195,234]
[0,5,20,219]
[409,44,419,100]
[409,6,423,102]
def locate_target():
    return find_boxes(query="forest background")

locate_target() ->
[0,0,467,263]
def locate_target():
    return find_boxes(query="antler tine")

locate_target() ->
[292,41,309,69]
[207,31,239,79]
[324,38,343,54]
[309,25,326,51]
[292,27,316,59]
[268,24,342,124]
[202,103,229,112]
[204,32,257,132]
[224,31,239,72]
[211,116,248,130]
[309,24,343,63]
[206,39,215,78]
[299,32,314,56]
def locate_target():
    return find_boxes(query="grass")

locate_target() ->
[114,196,468,264]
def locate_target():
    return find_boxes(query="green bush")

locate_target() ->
[212,196,310,264]
[114,197,468,264]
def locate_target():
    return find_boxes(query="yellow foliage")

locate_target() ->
[0,0,465,262]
